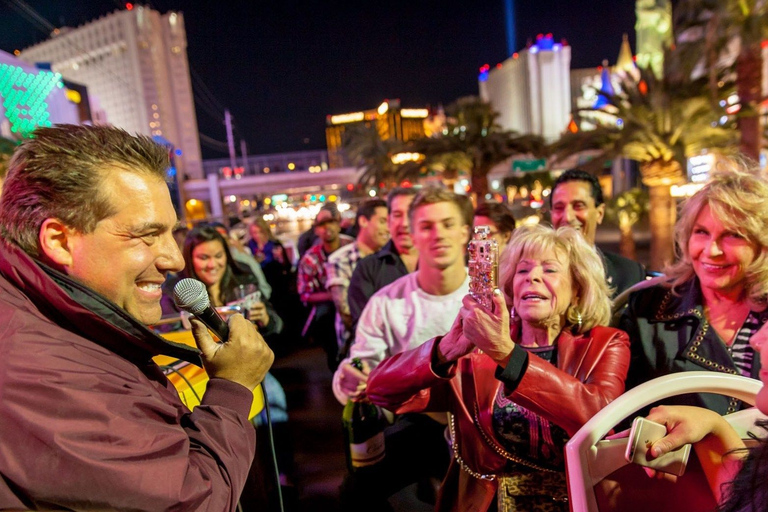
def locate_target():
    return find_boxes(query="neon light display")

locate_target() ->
[0,63,63,136]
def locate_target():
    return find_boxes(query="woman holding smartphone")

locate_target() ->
[366,225,631,511]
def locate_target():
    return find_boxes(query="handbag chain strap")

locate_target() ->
[449,412,496,481]
[472,401,559,474]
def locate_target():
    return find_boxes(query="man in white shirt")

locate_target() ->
[325,199,389,358]
[333,187,472,511]
[333,188,471,403]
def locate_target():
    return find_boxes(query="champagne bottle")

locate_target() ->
[342,358,386,472]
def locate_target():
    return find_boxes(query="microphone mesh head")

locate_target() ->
[173,278,210,315]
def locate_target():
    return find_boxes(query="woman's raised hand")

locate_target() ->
[436,313,473,364]
[461,289,514,366]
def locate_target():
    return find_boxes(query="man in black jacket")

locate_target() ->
[347,187,419,332]
[550,169,646,297]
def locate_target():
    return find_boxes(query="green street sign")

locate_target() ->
[512,159,547,172]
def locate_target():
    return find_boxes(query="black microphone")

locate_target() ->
[173,278,230,342]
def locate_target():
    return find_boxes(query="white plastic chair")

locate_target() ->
[565,371,765,512]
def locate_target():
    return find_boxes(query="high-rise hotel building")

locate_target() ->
[20,6,203,179]
[479,34,571,143]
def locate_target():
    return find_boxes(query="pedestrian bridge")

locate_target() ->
[182,166,363,202]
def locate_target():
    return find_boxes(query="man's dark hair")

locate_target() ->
[0,124,170,257]
[473,201,516,235]
[550,169,604,208]
[719,420,768,512]
[320,201,340,217]
[356,199,387,225]
[202,221,228,233]
[386,187,419,213]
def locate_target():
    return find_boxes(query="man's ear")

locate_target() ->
[596,203,606,225]
[39,218,74,268]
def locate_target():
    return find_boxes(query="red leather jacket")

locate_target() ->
[367,326,630,512]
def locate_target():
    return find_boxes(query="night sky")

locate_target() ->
[0,0,636,158]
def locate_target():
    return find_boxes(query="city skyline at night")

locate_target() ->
[0,1,636,157]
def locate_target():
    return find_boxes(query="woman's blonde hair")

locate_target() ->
[498,224,612,334]
[665,156,768,305]
[250,216,277,242]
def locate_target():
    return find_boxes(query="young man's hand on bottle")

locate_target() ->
[338,360,369,400]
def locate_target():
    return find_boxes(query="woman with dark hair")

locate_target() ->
[639,321,768,511]
[162,225,280,336]
[160,225,295,506]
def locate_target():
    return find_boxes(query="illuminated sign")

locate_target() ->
[687,153,715,183]
[330,112,364,124]
[512,159,547,172]
[671,183,704,197]
[0,63,63,136]
[65,88,81,104]
[391,152,424,164]
[400,108,429,118]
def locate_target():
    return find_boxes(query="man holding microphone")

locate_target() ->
[0,125,273,511]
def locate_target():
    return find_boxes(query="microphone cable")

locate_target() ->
[260,386,285,512]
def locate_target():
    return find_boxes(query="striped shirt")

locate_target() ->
[728,310,768,377]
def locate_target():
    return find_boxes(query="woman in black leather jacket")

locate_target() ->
[621,158,768,415]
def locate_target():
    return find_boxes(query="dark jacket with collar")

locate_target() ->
[598,247,646,298]
[348,239,410,329]
[0,240,255,511]
[620,278,763,415]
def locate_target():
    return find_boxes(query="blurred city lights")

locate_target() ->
[400,108,429,118]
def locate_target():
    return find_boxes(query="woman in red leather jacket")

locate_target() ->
[367,224,630,511]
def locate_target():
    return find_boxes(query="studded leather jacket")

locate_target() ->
[366,327,630,512]
[620,279,764,415]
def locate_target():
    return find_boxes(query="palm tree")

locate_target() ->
[551,67,737,270]
[400,97,547,202]
[421,151,472,189]
[672,0,768,160]
[605,188,649,261]
[342,124,405,190]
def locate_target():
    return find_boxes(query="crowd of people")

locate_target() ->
[1,124,768,512]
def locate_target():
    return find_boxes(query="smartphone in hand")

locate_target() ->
[625,417,691,476]
[468,225,499,312]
